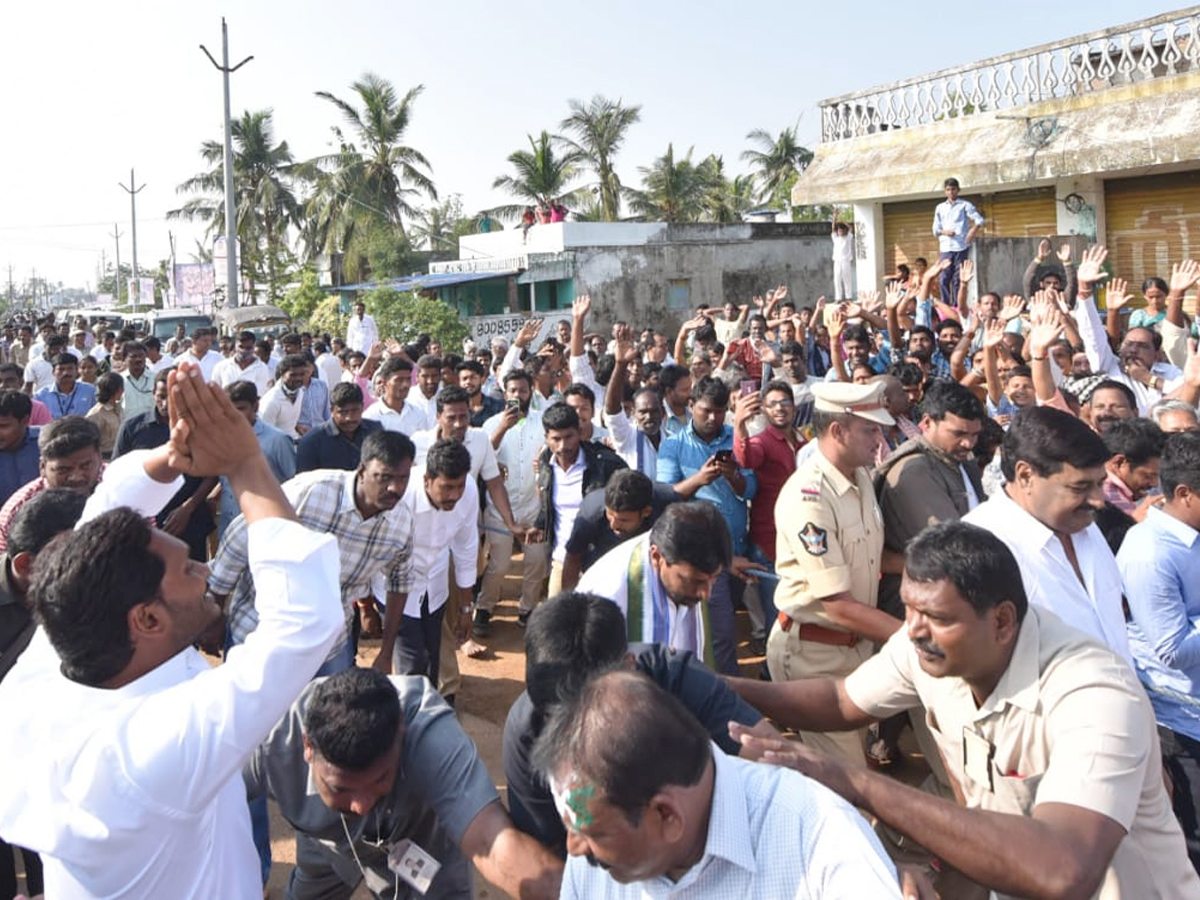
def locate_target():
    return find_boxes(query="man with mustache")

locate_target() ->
[730,522,1199,900]
[964,406,1130,661]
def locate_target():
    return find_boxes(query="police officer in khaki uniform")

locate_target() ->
[768,380,903,766]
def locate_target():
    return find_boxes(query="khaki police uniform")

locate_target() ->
[767,381,891,767]
[846,605,1200,899]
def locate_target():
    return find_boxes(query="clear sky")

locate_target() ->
[0,0,1172,290]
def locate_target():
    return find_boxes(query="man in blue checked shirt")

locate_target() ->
[1118,431,1200,875]
[656,375,756,675]
[932,177,984,306]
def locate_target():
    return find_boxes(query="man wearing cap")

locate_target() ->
[768,379,902,767]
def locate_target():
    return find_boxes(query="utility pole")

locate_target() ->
[118,169,145,309]
[201,18,253,309]
[110,224,124,305]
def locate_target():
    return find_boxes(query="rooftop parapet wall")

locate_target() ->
[818,7,1200,143]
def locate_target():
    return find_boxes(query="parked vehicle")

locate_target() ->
[146,309,214,341]
[214,305,292,340]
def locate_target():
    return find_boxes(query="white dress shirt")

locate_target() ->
[212,356,273,397]
[964,487,1132,663]
[0,451,342,899]
[22,356,53,392]
[178,348,223,381]
[363,398,429,437]
[120,369,156,418]
[148,352,176,374]
[315,351,342,385]
[551,454,586,562]
[606,409,659,479]
[398,469,479,616]
[481,409,542,529]
[260,383,306,439]
[345,314,379,353]
[412,426,501,482]
[559,744,900,899]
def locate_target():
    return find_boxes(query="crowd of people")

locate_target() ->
[1,215,1200,898]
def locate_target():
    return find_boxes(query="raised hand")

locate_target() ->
[858,289,883,314]
[1056,243,1073,264]
[756,340,780,366]
[1184,339,1200,388]
[826,308,846,339]
[572,294,591,321]
[884,282,905,311]
[982,317,1007,350]
[1027,292,1064,357]
[1037,238,1052,260]
[959,258,975,284]
[775,284,789,302]
[1076,245,1109,286]
[515,317,543,348]
[1170,259,1200,295]
[999,295,1027,322]
[167,364,261,477]
[613,324,638,365]
[1105,278,1131,310]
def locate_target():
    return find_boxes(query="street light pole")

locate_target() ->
[118,169,144,308]
[109,223,124,305]
[201,18,253,309]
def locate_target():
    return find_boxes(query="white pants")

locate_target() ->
[833,259,854,301]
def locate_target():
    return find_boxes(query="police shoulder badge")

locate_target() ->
[799,522,828,556]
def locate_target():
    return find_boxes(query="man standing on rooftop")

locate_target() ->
[932,177,984,306]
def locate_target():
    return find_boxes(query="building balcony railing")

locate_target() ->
[819,6,1200,142]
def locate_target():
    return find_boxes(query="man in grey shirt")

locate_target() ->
[245,668,562,899]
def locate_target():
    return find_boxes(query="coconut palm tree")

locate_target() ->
[170,108,301,304]
[700,156,756,224]
[624,144,713,224]
[740,121,814,210]
[559,95,642,221]
[490,131,585,220]
[301,73,436,279]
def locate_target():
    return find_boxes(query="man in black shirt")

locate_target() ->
[502,593,762,855]
[560,469,680,591]
[295,383,382,473]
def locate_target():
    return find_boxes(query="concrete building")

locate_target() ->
[416,220,836,335]
[793,7,1200,302]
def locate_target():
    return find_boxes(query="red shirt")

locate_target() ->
[734,425,804,560]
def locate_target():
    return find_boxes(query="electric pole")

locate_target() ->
[110,224,124,305]
[118,169,145,309]
[201,18,253,309]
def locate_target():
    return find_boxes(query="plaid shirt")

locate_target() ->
[211,468,414,654]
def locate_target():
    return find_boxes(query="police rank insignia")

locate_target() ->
[799,522,828,556]
[800,481,821,503]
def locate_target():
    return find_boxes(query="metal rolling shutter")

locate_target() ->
[1105,171,1200,297]
[884,188,1056,273]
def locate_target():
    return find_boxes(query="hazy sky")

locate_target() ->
[0,0,1169,289]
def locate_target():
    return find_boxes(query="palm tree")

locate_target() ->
[302,73,436,279]
[624,144,712,224]
[741,121,814,210]
[491,131,584,219]
[700,156,756,224]
[559,95,642,221]
[170,109,300,304]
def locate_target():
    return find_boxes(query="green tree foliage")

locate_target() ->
[741,122,814,211]
[411,195,482,259]
[302,74,436,282]
[361,287,468,346]
[169,109,301,305]
[281,268,327,322]
[307,295,347,338]
[491,131,584,220]
[625,144,715,223]
[559,96,642,222]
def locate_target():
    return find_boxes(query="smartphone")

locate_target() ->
[739,379,757,397]
[714,449,733,464]
[506,399,520,410]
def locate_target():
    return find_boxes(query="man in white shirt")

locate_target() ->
[413,353,443,425]
[362,356,428,437]
[376,440,478,686]
[345,301,379,353]
[313,340,342,385]
[177,327,223,381]
[22,335,66,393]
[831,212,855,301]
[144,336,175,373]
[120,342,156,419]
[536,669,902,899]
[212,330,273,396]
[964,405,1131,662]
[475,371,549,635]
[604,330,664,478]
[0,363,342,899]
[259,354,309,440]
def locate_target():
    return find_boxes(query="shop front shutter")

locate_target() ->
[1105,172,1200,306]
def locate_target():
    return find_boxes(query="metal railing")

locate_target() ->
[819,7,1200,142]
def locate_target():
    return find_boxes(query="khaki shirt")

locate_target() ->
[846,606,1199,899]
[774,447,883,627]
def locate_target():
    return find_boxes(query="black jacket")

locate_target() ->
[534,441,627,545]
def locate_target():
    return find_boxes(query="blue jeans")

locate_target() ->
[939,248,970,306]
[747,544,779,630]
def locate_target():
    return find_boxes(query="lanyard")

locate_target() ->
[52,388,78,417]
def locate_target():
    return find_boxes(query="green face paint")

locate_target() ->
[565,783,596,829]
